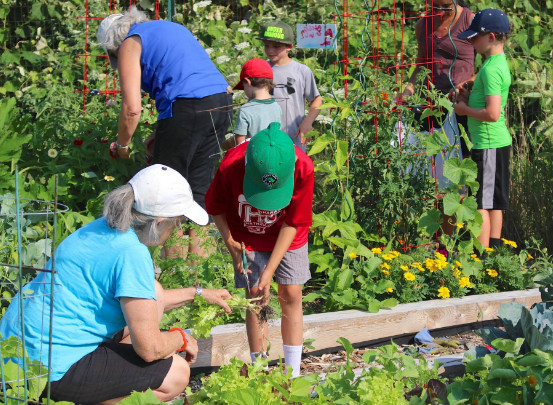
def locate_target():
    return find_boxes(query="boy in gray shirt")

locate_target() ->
[259,21,322,151]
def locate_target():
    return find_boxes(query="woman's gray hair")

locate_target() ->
[98,6,149,53]
[103,184,180,244]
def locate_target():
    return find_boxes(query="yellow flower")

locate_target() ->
[456,222,464,229]
[349,252,358,259]
[385,287,394,293]
[486,268,498,277]
[474,257,481,262]
[371,248,382,254]
[471,254,477,258]
[412,262,424,272]
[404,272,416,281]
[381,253,394,261]
[380,263,391,270]
[390,251,401,257]
[501,238,518,248]
[459,276,471,288]
[453,268,461,278]
[400,265,409,271]
[435,251,447,262]
[485,247,494,252]
[455,260,462,267]
[104,175,115,181]
[425,258,438,272]
[382,269,390,276]
[438,286,450,299]
[528,254,534,260]
[48,148,58,158]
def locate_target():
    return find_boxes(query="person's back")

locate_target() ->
[223,58,282,150]
[259,21,322,151]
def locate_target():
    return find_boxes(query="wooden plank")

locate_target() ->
[193,288,541,368]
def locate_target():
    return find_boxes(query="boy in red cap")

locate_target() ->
[222,58,282,150]
[206,122,314,378]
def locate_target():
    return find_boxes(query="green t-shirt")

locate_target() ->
[468,53,512,149]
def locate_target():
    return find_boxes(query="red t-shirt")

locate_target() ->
[205,142,314,251]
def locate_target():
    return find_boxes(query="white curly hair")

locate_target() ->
[97,6,149,53]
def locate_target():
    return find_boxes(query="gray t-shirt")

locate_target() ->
[234,98,282,138]
[270,60,320,148]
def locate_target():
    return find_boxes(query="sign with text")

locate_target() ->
[296,23,337,49]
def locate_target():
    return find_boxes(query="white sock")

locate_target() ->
[250,352,269,369]
[250,352,259,363]
[283,344,302,378]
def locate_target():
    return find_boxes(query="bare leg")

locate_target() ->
[278,284,303,346]
[478,209,491,247]
[489,210,503,239]
[245,286,268,353]
[188,226,215,260]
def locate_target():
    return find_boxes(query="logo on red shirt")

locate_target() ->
[237,194,283,234]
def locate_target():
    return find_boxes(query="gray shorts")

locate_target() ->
[234,243,311,287]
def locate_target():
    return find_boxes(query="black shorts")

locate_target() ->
[472,146,510,210]
[154,92,233,209]
[44,341,173,405]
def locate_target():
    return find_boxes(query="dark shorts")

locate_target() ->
[44,341,173,405]
[472,146,511,210]
[154,92,233,209]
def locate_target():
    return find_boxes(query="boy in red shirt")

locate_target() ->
[205,122,314,377]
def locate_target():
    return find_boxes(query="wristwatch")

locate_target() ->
[195,285,203,297]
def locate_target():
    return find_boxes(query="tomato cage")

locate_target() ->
[0,171,68,404]
[327,0,466,252]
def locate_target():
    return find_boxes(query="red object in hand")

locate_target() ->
[109,142,119,159]
[73,139,83,146]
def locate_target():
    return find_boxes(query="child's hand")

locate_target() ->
[296,122,313,146]
[256,269,273,304]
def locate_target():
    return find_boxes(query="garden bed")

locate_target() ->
[191,288,540,368]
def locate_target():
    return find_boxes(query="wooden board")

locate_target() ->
[192,288,541,368]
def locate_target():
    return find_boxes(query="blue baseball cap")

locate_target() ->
[458,8,510,40]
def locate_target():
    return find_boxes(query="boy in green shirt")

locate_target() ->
[455,8,512,249]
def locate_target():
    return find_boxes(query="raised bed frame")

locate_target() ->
[192,289,541,368]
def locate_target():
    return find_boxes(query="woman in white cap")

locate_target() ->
[97,7,232,259]
[0,164,232,404]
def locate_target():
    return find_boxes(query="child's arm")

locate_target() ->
[256,222,297,300]
[221,134,246,151]
[296,95,323,146]
[454,94,502,122]
[211,214,245,274]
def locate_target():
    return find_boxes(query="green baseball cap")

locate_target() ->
[244,122,295,211]
[259,21,294,45]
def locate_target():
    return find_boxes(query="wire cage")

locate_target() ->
[0,172,67,404]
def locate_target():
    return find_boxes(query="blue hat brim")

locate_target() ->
[458,29,479,40]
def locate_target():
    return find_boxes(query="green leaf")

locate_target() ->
[425,127,449,156]
[114,389,165,404]
[335,140,349,170]
[380,298,398,308]
[418,209,442,235]
[337,337,354,357]
[81,171,97,179]
[443,158,477,184]
[443,192,460,216]
[308,133,334,156]
[491,337,525,354]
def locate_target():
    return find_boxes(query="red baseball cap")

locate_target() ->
[233,58,274,90]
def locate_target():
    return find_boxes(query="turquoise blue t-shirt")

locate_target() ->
[0,218,157,381]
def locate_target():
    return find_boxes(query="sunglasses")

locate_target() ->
[271,77,296,95]
[432,3,454,11]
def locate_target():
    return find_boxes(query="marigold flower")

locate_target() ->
[486,269,498,277]
[425,258,438,272]
[47,148,58,158]
[485,247,494,252]
[380,263,391,270]
[437,286,450,299]
[371,247,382,254]
[349,252,358,259]
[381,269,390,276]
[380,92,389,100]
[474,257,481,262]
[527,254,534,260]
[385,287,394,293]
[390,251,401,257]
[459,276,470,288]
[471,254,477,258]
[412,262,424,272]
[104,175,115,181]
[455,260,462,267]
[381,253,394,261]
[435,251,447,262]
[527,375,538,388]
[453,268,461,278]
[73,139,83,146]
[400,265,409,271]
[404,272,416,281]
[501,238,518,248]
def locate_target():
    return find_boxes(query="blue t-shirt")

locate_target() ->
[0,218,157,381]
[127,20,229,120]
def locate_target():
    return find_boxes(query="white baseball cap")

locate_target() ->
[97,13,123,69]
[128,164,209,225]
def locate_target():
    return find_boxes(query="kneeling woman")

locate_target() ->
[0,165,232,404]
